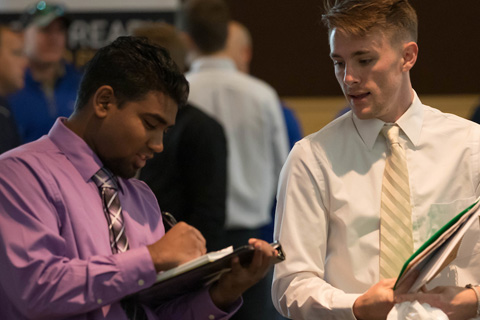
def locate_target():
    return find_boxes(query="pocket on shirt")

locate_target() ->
[426,196,477,239]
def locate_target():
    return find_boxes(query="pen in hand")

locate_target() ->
[162,211,178,231]
[161,211,285,262]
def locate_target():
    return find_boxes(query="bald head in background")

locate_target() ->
[224,20,252,74]
[133,22,187,72]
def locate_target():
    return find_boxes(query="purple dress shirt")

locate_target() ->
[0,118,240,319]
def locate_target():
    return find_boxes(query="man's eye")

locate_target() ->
[144,120,156,129]
[359,59,372,65]
[333,60,344,67]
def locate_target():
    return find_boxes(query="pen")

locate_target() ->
[161,211,286,261]
[161,211,178,229]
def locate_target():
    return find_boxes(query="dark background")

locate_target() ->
[225,0,480,96]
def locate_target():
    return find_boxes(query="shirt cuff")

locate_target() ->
[336,293,362,320]
[113,246,157,296]
[190,286,243,320]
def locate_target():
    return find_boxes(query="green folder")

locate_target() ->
[394,199,480,291]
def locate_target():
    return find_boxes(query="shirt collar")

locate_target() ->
[353,90,424,150]
[189,57,237,73]
[48,117,103,183]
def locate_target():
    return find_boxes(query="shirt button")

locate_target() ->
[97,298,103,304]
[209,315,215,320]
[138,279,145,286]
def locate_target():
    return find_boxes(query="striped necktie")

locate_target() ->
[379,124,414,279]
[92,168,129,253]
[92,168,146,320]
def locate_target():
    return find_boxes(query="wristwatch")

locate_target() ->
[466,284,480,317]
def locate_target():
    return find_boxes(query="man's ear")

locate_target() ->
[92,85,116,118]
[402,41,418,72]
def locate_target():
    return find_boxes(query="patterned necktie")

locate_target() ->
[92,168,146,320]
[92,168,129,253]
[379,124,414,279]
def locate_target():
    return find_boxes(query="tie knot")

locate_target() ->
[381,124,400,146]
[91,168,118,190]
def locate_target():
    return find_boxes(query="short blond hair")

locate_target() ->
[322,0,418,44]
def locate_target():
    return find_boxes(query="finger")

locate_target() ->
[187,226,206,254]
[248,245,264,270]
[230,256,243,274]
[191,226,206,245]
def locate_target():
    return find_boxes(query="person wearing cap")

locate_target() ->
[8,1,82,143]
[0,24,28,154]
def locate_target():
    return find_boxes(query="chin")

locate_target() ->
[118,168,138,179]
[352,109,374,120]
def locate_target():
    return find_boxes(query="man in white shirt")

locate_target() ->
[181,0,289,319]
[272,0,480,319]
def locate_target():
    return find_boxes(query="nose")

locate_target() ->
[148,132,164,153]
[343,64,359,86]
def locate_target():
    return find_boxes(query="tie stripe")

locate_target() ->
[92,168,129,254]
[379,125,413,279]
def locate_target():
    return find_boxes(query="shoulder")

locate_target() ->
[305,112,355,147]
[188,68,278,99]
[423,104,480,134]
[236,73,278,97]
[1,138,58,164]
[286,114,353,164]
[0,139,62,192]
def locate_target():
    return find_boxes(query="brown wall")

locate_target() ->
[225,0,480,96]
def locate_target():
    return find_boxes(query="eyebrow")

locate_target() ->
[144,113,172,127]
[330,50,371,59]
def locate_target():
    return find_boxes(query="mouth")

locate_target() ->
[134,154,153,169]
[348,92,371,100]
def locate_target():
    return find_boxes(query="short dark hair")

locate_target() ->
[322,0,418,44]
[75,36,189,110]
[181,0,230,54]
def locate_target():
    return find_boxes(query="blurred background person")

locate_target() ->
[223,20,303,245]
[225,20,303,150]
[0,24,28,154]
[223,19,293,320]
[135,22,229,252]
[8,1,82,143]
[180,0,290,319]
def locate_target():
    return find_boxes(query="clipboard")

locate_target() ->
[132,241,285,307]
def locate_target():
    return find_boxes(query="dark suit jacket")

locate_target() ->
[140,104,228,251]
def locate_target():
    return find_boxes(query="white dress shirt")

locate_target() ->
[186,57,289,229]
[273,92,480,319]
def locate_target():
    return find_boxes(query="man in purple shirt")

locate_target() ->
[0,36,277,320]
